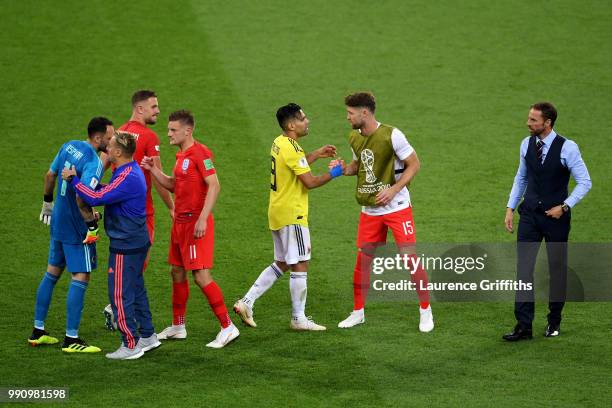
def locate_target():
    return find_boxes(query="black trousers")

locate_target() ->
[515,204,570,328]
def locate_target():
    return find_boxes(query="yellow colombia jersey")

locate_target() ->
[268,135,311,230]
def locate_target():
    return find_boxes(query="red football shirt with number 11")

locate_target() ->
[173,142,216,223]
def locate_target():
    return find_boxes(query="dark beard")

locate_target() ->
[529,128,543,137]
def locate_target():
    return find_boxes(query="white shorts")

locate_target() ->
[272,225,311,265]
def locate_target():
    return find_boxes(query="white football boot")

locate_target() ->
[103,304,116,331]
[290,316,326,331]
[206,324,240,348]
[419,306,434,333]
[337,309,365,328]
[157,325,187,340]
[233,299,257,327]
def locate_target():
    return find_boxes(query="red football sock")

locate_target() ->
[202,281,231,328]
[172,280,190,325]
[353,251,374,310]
[408,254,430,309]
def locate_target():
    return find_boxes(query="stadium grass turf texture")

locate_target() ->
[1,0,611,406]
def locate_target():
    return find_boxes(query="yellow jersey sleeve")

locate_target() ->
[282,144,311,176]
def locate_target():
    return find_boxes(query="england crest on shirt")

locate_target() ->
[182,158,190,173]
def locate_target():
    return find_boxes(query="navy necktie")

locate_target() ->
[536,139,544,162]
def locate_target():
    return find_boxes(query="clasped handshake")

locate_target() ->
[313,144,345,178]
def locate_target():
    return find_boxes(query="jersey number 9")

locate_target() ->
[270,156,277,191]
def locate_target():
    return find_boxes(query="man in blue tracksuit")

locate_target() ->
[63,131,160,360]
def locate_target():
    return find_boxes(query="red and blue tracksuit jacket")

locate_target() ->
[71,160,154,348]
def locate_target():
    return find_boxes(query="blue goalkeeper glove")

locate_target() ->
[328,164,343,179]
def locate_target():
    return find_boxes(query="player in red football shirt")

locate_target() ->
[119,90,174,238]
[142,109,239,349]
[103,90,174,330]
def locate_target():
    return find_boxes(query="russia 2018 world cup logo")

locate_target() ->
[361,149,377,183]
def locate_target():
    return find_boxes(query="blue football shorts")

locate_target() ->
[48,239,97,272]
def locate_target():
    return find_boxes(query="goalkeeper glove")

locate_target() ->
[40,200,53,226]
[83,220,99,244]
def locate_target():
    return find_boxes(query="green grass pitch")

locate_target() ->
[1,0,611,406]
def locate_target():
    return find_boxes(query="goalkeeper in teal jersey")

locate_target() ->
[29,117,114,353]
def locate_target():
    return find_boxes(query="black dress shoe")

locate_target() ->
[502,325,533,341]
[544,323,560,337]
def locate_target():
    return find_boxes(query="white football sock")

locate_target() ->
[290,272,307,320]
[243,263,284,307]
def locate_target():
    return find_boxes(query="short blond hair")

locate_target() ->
[113,131,137,156]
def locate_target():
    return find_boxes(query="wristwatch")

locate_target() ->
[561,203,569,212]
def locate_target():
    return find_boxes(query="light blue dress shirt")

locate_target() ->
[507,130,592,210]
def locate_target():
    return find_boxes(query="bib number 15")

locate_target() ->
[402,220,414,236]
